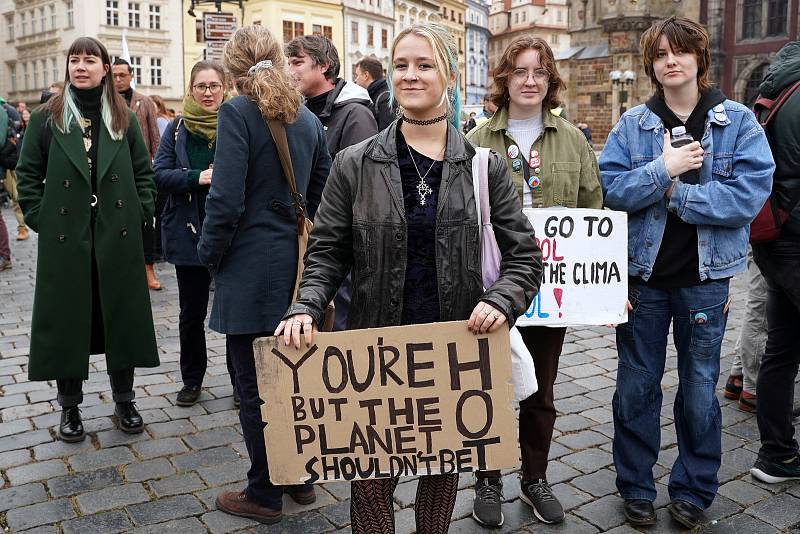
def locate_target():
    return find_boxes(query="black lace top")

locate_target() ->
[397,128,443,325]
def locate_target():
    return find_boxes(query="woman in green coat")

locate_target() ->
[16,37,159,443]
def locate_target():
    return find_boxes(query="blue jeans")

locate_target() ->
[613,279,730,509]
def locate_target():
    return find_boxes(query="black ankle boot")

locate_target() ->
[59,407,85,442]
[115,402,144,434]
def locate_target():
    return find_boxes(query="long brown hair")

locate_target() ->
[45,37,129,138]
[223,26,302,123]
[489,36,565,111]
[640,17,712,97]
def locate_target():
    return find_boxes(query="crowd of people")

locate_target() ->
[0,14,798,533]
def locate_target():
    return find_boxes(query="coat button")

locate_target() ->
[57,234,66,242]
[394,232,404,241]
[653,213,659,220]
[63,180,71,188]
[110,174,119,182]
[390,297,398,306]
[116,200,124,208]
[120,228,128,237]
[59,207,68,215]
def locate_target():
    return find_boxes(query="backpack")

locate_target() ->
[749,79,800,244]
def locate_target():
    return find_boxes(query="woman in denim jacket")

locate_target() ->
[599,17,774,530]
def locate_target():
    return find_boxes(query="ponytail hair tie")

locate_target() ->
[248,60,273,75]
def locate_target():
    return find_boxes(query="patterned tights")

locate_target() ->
[350,474,459,533]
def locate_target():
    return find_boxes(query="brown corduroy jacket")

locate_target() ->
[130,91,160,160]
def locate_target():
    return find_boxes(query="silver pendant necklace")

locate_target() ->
[406,145,441,206]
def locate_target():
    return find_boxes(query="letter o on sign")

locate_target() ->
[455,390,493,439]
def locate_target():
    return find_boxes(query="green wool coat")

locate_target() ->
[16,108,160,380]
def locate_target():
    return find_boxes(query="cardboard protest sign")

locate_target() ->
[516,208,628,327]
[253,322,518,485]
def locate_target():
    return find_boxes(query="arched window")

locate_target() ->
[744,63,769,107]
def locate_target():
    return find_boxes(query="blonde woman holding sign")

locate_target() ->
[277,23,541,533]
[467,35,602,527]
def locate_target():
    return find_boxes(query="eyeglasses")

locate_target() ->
[193,83,224,94]
[511,68,549,83]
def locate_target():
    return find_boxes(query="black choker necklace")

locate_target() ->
[402,113,447,126]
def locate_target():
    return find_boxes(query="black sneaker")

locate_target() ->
[176,385,202,407]
[520,478,565,524]
[750,455,800,483]
[472,477,503,526]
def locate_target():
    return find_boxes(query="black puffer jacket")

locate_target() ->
[285,122,543,330]
[759,41,800,235]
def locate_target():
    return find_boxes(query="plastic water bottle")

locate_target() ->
[670,125,694,148]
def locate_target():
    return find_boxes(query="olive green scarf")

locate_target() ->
[181,94,227,141]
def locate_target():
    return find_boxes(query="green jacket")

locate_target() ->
[16,108,159,380]
[467,106,602,209]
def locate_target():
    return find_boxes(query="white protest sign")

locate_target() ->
[516,208,628,327]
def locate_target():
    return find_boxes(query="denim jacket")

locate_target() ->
[599,100,775,282]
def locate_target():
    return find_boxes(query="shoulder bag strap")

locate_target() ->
[266,119,307,236]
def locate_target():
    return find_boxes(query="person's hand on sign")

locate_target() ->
[275,314,317,348]
[468,302,508,334]
[605,300,634,328]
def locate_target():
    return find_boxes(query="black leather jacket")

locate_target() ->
[285,122,543,330]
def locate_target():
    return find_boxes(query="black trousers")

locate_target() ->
[753,239,800,462]
[143,191,166,264]
[477,325,567,481]
[227,332,287,509]
[175,265,236,387]
[57,368,135,408]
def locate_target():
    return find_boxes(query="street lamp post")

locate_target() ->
[610,69,636,122]
[187,0,245,17]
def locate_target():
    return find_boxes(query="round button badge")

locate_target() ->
[512,158,522,172]
[507,144,520,159]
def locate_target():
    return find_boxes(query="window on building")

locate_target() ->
[49,5,56,30]
[312,24,332,40]
[150,58,162,86]
[149,5,161,30]
[130,56,142,84]
[522,11,526,21]
[21,11,27,36]
[5,15,13,41]
[514,12,518,23]
[550,33,558,45]
[106,0,119,26]
[381,28,388,48]
[367,25,374,46]
[66,1,74,27]
[24,62,30,89]
[30,9,37,33]
[9,64,16,92]
[399,14,404,24]
[253,20,261,25]
[32,61,39,88]
[51,57,58,82]
[39,7,46,32]
[351,21,358,43]
[42,59,48,87]
[745,63,769,106]
[767,0,788,36]
[557,9,562,22]
[129,3,140,28]
[741,0,761,39]
[282,20,304,43]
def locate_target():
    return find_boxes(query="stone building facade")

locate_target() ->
[705,0,799,107]
[2,0,184,107]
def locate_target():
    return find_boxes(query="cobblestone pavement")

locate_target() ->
[1,207,800,534]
